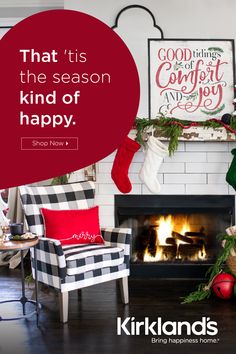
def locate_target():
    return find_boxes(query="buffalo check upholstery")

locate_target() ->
[63,244,125,276]
[19,181,131,322]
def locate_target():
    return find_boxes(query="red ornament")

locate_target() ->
[212,273,235,299]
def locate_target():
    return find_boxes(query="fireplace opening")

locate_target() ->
[115,195,235,278]
[131,212,223,264]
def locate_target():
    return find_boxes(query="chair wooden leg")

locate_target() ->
[59,291,69,323]
[119,277,129,304]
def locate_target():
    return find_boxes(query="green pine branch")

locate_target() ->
[51,174,71,185]
[181,233,236,304]
[181,284,211,304]
[135,115,236,156]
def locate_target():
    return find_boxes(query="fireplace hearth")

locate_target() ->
[115,195,235,278]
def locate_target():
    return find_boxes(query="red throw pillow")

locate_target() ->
[41,206,104,246]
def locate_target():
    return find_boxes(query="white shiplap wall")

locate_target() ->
[71,141,236,228]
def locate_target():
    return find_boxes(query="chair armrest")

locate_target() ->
[101,227,132,264]
[31,237,67,281]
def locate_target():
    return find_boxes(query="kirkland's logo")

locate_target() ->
[117,317,218,336]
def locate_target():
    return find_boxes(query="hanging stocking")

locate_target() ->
[226,149,236,190]
[139,136,168,193]
[111,136,140,193]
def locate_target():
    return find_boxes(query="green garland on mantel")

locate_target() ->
[182,233,236,304]
[135,116,236,156]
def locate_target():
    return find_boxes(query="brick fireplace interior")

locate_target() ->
[115,194,234,278]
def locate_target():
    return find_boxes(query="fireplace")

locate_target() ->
[115,195,235,278]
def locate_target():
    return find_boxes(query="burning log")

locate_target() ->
[160,245,177,260]
[147,228,157,257]
[172,231,193,244]
[184,232,206,246]
[135,251,144,262]
[165,237,176,245]
[178,244,204,260]
[185,232,205,237]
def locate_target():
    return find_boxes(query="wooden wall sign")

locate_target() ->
[148,39,235,121]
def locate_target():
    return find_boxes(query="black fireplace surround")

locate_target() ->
[115,195,235,278]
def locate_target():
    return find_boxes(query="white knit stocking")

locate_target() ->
[139,136,168,193]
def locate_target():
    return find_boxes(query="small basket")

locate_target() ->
[225,226,236,276]
[226,254,236,277]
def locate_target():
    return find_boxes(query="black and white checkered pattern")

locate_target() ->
[63,244,124,276]
[19,181,95,237]
[20,182,131,293]
[60,228,131,291]
[61,263,129,292]
[101,227,131,267]
[30,228,131,290]
[30,237,67,289]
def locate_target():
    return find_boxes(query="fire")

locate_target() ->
[155,215,190,245]
[143,247,164,262]
[142,214,207,262]
[180,221,191,238]
[156,215,173,245]
[198,244,207,260]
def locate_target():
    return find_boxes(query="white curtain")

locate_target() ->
[0,188,26,268]
[7,187,24,224]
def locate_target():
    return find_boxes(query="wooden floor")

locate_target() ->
[0,267,236,354]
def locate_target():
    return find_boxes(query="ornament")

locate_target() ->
[221,113,232,125]
[212,273,235,299]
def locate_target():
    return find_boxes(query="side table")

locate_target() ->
[0,237,41,325]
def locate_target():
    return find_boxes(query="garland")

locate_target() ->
[51,174,70,185]
[182,233,236,304]
[135,116,236,155]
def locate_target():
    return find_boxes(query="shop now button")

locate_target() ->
[21,137,78,150]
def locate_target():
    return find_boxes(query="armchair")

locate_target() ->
[19,181,131,323]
